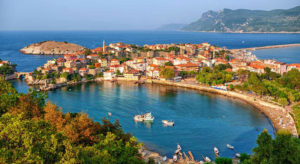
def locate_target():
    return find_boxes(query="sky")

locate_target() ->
[0,0,299,31]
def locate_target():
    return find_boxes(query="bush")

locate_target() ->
[215,157,232,164]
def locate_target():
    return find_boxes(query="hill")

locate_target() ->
[157,23,187,31]
[182,6,300,33]
[20,41,85,55]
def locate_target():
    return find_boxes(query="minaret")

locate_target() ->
[103,40,106,53]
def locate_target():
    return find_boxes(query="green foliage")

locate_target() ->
[88,65,96,69]
[0,78,144,163]
[278,97,288,107]
[182,6,300,32]
[179,71,197,78]
[239,153,250,162]
[164,46,180,52]
[215,157,232,164]
[292,104,300,135]
[84,48,92,56]
[251,129,300,164]
[147,157,156,164]
[116,70,123,76]
[120,57,131,64]
[195,66,233,85]
[0,63,16,76]
[0,113,77,163]
[60,72,69,79]
[165,61,174,66]
[67,73,82,82]
[160,68,175,80]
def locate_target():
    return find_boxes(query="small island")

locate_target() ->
[20,41,85,55]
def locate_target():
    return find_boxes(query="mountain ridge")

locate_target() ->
[181,6,300,33]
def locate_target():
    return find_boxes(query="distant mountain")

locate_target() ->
[157,23,187,31]
[182,6,300,33]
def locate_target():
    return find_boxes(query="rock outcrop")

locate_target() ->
[20,41,85,55]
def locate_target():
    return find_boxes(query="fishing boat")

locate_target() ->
[226,144,234,150]
[162,120,174,126]
[134,112,154,122]
[214,147,219,157]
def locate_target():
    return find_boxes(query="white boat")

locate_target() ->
[205,157,211,162]
[226,144,234,150]
[214,147,219,157]
[134,112,154,122]
[143,112,154,121]
[162,120,174,126]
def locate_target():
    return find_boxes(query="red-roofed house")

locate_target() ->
[153,57,168,66]
[87,54,98,60]
[62,68,73,74]
[248,64,265,74]
[64,54,77,61]
[175,63,199,72]
[288,63,300,71]
[79,67,88,76]
[174,56,190,65]
[110,59,120,66]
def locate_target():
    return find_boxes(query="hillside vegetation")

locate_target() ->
[182,6,300,32]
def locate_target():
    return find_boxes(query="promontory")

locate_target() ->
[20,41,85,55]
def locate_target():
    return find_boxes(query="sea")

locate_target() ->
[1,31,300,160]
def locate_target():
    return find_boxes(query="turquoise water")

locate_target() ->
[3,31,295,160]
[254,46,300,64]
[11,80,274,160]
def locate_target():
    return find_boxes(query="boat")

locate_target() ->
[226,144,234,150]
[214,147,219,157]
[143,112,154,121]
[134,112,154,122]
[162,120,174,126]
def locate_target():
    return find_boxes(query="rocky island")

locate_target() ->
[20,41,85,55]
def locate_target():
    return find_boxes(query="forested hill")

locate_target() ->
[182,6,300,33]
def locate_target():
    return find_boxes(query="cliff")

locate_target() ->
[20,41,85,55]
[182,6,300,33]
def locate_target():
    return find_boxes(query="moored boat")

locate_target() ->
[226,144,234,150]
[214,147,219,157]
[134,112,154,122]
[162,120,174,126]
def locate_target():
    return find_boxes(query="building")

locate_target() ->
[152,57,168,66]
[176,63,199,72]
[79,67,88,76]
[103,71,116,80]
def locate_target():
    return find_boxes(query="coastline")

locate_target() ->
[29,77,298,136]
[145,79,298,136]
[230,43,300,51]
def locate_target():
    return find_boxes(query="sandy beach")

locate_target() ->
[145,78,298,136]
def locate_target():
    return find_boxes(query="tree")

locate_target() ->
[278,98,288,107]
[84,48,92,56]
[270,130,300,164]
[252,129,273,164]
[215,157,232,164]
[160,68,175,80]
[165,61,174,66]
